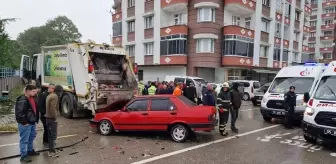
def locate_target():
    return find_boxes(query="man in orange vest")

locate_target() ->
[173,83,182,96]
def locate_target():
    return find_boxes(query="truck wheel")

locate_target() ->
[304,134,316,143]
[262,115,272,122]
[170,124,190,143]
[61,94,73,118]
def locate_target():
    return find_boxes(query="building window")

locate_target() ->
[285,3,291,16]
[283,50,288,61]
[293,53,298,62]
[324,20,333,25]
[128,0,135,8]
[138,70,143,81]
[308,43,315,48]
[275,23,281,37]
[232,16,241,26]
[112,22,122,36]
[295,11,300,21]
[128,21,135,32]
[273,48,281,61]
[324,31,333,36]
[196,39,214,53]
[276,0,282,11]
[160,34,187,55]
[324,53,332,59]
[223,35,254,57]
[294,33,300,41]
[144,42,153,55]
[127,45,135,56]
[309,32,315,37]
[324,7,335,13]
[310,21,316,27]
[174,13,187,25]
[228,69,241,80]
[259,46,268,58]
[145,16,153,29]
[262,0,270,6]
[311,10,317,15]
[197,8,215,22]
[245,17,251,29]
[261,19,269,32]
[311,0,317,4]
[324,44,332,48]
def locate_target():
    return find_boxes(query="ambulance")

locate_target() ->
[302,61,336,144]
[260,63,326,122]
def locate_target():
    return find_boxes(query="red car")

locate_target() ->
[89,95,217,142]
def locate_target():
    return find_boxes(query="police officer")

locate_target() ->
[284,86,297,129]
[217,82,231,136]
[148,82,157,95]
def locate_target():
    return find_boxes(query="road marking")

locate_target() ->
[131,125,280,164]
[0,134,77,148]
[240,108,256,112]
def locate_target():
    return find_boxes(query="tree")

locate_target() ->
[17,15,82,56]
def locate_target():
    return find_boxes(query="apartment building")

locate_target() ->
[308,0,336,62]
[111,0,330,83]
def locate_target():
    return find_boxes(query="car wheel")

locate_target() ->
[243,93,250,101]
[170,124,190,143]
[262,115,272,122]
[99,120,113,135]
[61,94,73,118]
[304,134,316,143]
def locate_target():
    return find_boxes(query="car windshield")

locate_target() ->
[253,82,261,88]
[269,77,315,94]
[194,79,206,85]
[178,96,197,107]
[314,76,336,101]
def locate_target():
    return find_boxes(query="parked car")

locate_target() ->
[228,80,261,101]
[251,82,271,106]
[89,95,217,142]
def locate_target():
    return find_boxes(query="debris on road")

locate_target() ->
[129,156,138,160]
[69,152,79,155]
[118,150,125,155]
[161,147,165,150]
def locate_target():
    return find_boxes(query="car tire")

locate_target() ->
[61,94,73,118]
[243,93,250,101]
[99,120,113,135]
[304,134,316,143]
[262,115,272,122]
[170,124,190,143]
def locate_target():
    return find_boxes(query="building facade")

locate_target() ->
[111,0,335,83]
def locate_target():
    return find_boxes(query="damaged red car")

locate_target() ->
[89,95,217,142]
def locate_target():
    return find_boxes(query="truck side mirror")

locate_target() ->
[303,92,310,103]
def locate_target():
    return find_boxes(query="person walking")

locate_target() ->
[202,84,216,106]
[38,87,49,145]
[217,82,231,136]
[45,85,63,157]
[284,86,297,129]
[230,83,241,133]
[15,84,40,163]
[148,82,157,95]
[173,83,182,96]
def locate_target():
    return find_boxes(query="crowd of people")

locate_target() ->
[15,82,64,163]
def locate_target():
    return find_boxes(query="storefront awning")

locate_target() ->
[253,69,278,74]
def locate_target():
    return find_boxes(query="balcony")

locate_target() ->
[311,3,318,9]
[128,32,135,42]
[223,25,255,38]
[309,48,315,53]
[161,0,188,12]
[294,20,300,30]
[320,36,334,42]
[310,26,316,31]
[222,56,254,67]
[160,56,187,65]
[112,12,122,22]
[260,31,269,43]
[283,39,289,48]
[304,5,312,16]
[310,15,317,20]
[321,24,335,31]
[262,5,270,17]
[303,26,310,33]
[308,37,316,42]
[293,41,298,50]
[323,1,336,8]
[145,0,154,13]
[320,47,333,53]
[160,24,188,36]
[322,13,336,19]
[112,36,122,46]
[224,0,256,16]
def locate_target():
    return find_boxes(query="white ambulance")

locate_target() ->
[260,63,326,122]
[302,61,336,144]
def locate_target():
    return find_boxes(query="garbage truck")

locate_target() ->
[20,43,138,118]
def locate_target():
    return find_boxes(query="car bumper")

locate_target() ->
[189,119,218,131]
[302,121,336,143]
[260,106,305,120]
[251,96,263,104]
[89,119,99,128]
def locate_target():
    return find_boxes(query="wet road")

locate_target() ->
[1,102,335,164]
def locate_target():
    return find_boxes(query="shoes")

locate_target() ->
[221,131,229,136]
[231,128,238,133]
[20,156,32,163]
[27,150,40,156]
[48,151,60,158]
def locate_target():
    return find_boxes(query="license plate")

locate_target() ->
[324,129,336,136]
[271,111,285,116]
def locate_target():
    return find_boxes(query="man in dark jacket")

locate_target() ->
[38,88,49,145]
[202,84,215,106]
[217,82,231,136]
[158,85,169,94]
[183,83,197,103]
[15,84,40,163]
[230,83,241,133]
[166,81,174,94]
[284,86,297,129]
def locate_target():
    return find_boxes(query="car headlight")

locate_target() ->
[262,97,267,103]
[305,107,315,116]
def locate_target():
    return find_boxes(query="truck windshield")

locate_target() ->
[269,77,314,94]
[314,76,336,101]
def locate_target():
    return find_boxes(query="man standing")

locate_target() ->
[158,85,168,94]
[166,81,174,94]
[230,83,241,133]
[217,82,231,136]
[45,84,63,157]
[15,85,40,163]
[148,82,157,95]
[202,84,215,106]
[284,86,297,129]
[183,83,197,103]
[173,83,182,96]
[38,88,49,145]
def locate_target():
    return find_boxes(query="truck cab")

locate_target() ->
[260,62,326,122]
[302,61,336,144]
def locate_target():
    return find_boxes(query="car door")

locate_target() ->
[115,99,150,131]
[147,98,177,130]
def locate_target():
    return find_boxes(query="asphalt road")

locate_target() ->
[1,102,335,164]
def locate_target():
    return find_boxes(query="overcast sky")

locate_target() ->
[0,0,113,43]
